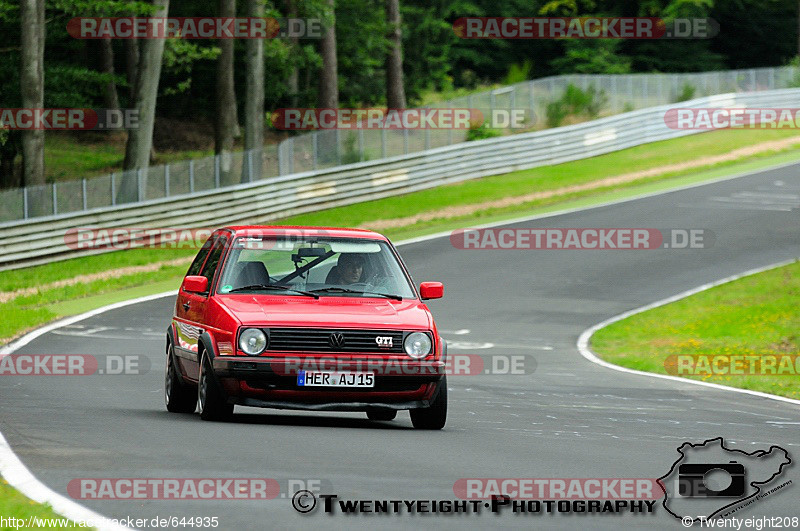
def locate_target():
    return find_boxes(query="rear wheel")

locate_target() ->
[410,377,447,430]
[165,342,196,413]
[198,353,233,421]
[366,409,397,421]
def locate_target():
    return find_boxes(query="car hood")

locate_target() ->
[216,295,432,330]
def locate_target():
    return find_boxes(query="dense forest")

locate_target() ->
[0,0,797,189]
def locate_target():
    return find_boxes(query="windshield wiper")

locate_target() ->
[310,287,403,301]
[226,284,319,299]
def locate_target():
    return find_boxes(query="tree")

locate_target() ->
[384,0,406,109]
[121,0,169,202]
[20,0,45,188]
[243,0,265,182]
[215,0,238,183]
[285,0,300,106]
[98,37,120,110]
[318,0,338,109]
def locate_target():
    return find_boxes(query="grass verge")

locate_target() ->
[0,478,91,529]
[591,261,800,400]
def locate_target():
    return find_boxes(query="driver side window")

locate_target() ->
[199,234,229,291]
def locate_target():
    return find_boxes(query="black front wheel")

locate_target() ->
[165,342,197,413]
[410,377,447,430]
[198,354,233,421]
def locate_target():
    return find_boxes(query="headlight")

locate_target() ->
[239,328,267,355]
[404,332,432,359]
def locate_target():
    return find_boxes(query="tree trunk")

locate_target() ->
[99,37,120,110]
[384,0,406,109]
[20,0,45,194]
[243,0,265,182]
[318,0,338,109]
[215,0,238,183]
[125,39,139,103]
[286,0,299,107]
[121,0,169,203]
[0,131,21,189]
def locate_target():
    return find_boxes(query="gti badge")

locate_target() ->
[375,336,393,348]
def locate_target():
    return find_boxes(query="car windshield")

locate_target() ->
[217,235,416,299]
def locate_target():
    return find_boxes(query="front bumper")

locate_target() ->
[213,355,445,408]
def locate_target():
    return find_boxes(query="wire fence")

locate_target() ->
[1,65,797,223]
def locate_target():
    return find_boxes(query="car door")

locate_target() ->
[174,232,229,381]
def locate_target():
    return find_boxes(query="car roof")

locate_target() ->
[221,225,389,241]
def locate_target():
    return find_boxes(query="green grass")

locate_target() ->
[0,264,187,341]
[43,133,214,183]
[281,128,800,228]
[45,133,124,183]
[592,261,800,399]
[0,478,91,529]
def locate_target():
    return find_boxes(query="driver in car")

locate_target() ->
[331,253,366,284]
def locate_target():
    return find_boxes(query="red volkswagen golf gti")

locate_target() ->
[165,226,447,429]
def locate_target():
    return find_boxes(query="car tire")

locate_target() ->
[366,409,397,421]
[165,342,197,413]
[198,353,233,421]
[410,377,447,430]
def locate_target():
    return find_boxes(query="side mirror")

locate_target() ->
[182,275,209,293]
[419,282,443,300]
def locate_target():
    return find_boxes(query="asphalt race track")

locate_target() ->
[2,163,800,530]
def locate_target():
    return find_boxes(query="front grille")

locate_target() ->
[267,328,406,353]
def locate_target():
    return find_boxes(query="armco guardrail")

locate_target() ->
[1,89,798,270]
[2,65,797,223]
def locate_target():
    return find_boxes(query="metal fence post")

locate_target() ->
[111,173,116,206]
[52,182,58,215]
[164,165,170,197]
[312,133,318,170]
[381,128,387,158]
[424,129,430,151]
[214,155,221,188]
[289,137,296,173]
[334,130,340,166]
[403,129,409,154]
[643,77,648,106]
[82,178,88,211]
[246,150,253,182]
[189,160,195,192]
[358,129,365,161]
[137,168,143,202]
[528,80,535,120]
[23,186,28,219]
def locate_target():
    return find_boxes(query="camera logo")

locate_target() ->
[658,437,791,523]
[677,462,745,498]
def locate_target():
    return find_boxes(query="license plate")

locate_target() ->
[297,370,374,388]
